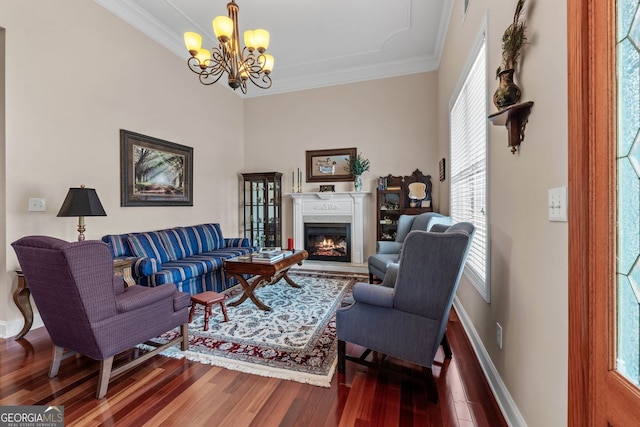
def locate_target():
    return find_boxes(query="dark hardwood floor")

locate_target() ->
[0,309,506,426]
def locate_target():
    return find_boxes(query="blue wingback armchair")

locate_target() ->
[337,222,475,401]
[368,212,452,283]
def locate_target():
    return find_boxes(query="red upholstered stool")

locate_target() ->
[189,291,229,331]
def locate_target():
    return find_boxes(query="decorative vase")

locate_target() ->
[354,175,362,192]
[493,68,521,110]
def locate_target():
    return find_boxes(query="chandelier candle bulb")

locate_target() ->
[184,32,202,55]
[252,29,270,52]
[259,54,274,73]
[244,30,256,51]
[213,16,233,42]
[195,48,211,69]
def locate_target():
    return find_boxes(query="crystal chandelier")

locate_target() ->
[183,1,274,94]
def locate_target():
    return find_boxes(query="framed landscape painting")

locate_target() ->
[305,148,356,182]
[120,129,193,207]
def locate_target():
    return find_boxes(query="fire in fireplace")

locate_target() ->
[304,223,351,262]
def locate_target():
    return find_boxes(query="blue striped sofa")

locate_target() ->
[102,223,255,294]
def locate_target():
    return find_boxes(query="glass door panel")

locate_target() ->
[616,0,640,387]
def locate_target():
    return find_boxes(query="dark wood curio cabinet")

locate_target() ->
[376,169,433,241]
[241,172,282,248]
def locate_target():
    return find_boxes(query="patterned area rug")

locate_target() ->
[148,270,366,387]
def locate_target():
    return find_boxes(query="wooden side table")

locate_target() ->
[113,259,136,287]
[13,270,32,340]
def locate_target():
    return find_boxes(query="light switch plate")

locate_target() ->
[548,187,567,222]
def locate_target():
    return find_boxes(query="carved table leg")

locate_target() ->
[13,271,33,340]
[227,274,273,311]
[282,270,302,288]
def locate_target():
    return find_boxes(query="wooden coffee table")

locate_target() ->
[224,250,308,311]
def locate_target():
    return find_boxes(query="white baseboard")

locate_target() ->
[0,315,44,339]
[453,296,528,427]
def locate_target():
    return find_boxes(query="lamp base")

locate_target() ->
[77,217,86,241]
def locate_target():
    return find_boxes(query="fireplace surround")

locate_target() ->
[290,192,368,263]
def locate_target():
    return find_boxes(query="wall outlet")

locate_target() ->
[496,322,503,350]
[28,198,46,212]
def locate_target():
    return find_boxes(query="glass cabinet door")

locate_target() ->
[242,172,282,248]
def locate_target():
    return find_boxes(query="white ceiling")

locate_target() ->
[95,0,455,98]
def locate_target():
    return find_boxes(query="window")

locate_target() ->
[449,25,489,302]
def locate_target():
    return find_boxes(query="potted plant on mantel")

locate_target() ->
[493,0,527,110]
[345,153,370,192]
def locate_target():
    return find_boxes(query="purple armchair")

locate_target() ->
[12,236,190,399]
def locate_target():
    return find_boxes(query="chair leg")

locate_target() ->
[423,366,439,403]
[369,272,374,284]
[441,333,452,359]
[188,303,195,323]
[49,345,64,378]
[337,340,346,374]
[97,357,114,399]
[180,323,189,351]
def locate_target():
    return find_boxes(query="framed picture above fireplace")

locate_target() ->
[305,148,356,182]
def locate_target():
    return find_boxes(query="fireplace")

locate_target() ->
[304,223,351,262]
[290,192,368,263]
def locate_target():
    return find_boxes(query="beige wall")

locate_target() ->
[243,73,440,257]
[0,28,7,341]
[0,0,245,335]
[0,1,570,425]
[438,1,568,426]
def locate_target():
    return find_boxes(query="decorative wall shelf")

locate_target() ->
[488,101,534,154]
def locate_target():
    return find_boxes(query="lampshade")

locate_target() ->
[184,32,203,55]
[252,28,269,52]
[57,187,106,217]
[259,54,274,74]
[213,16,234,42]
[57,186,106,241]
[244,30,256,51]
[195,48,211,69]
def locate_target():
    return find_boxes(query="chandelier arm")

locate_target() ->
[187,57,206,74]
[211,47,233,75]
[243,72,272,90]
[198,71,226,86]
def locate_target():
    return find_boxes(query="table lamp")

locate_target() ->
[57,185,107,241]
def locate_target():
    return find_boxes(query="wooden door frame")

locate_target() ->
[567,0,609,423]
[568,0,640,425]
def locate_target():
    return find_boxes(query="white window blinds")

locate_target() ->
[449,35,489,302]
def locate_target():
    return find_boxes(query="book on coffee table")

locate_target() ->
[251,252,285,263]
[259,247,281,255]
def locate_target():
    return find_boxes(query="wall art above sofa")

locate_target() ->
[120,129,193,207]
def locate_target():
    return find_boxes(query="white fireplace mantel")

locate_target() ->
[289,192,370,263]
